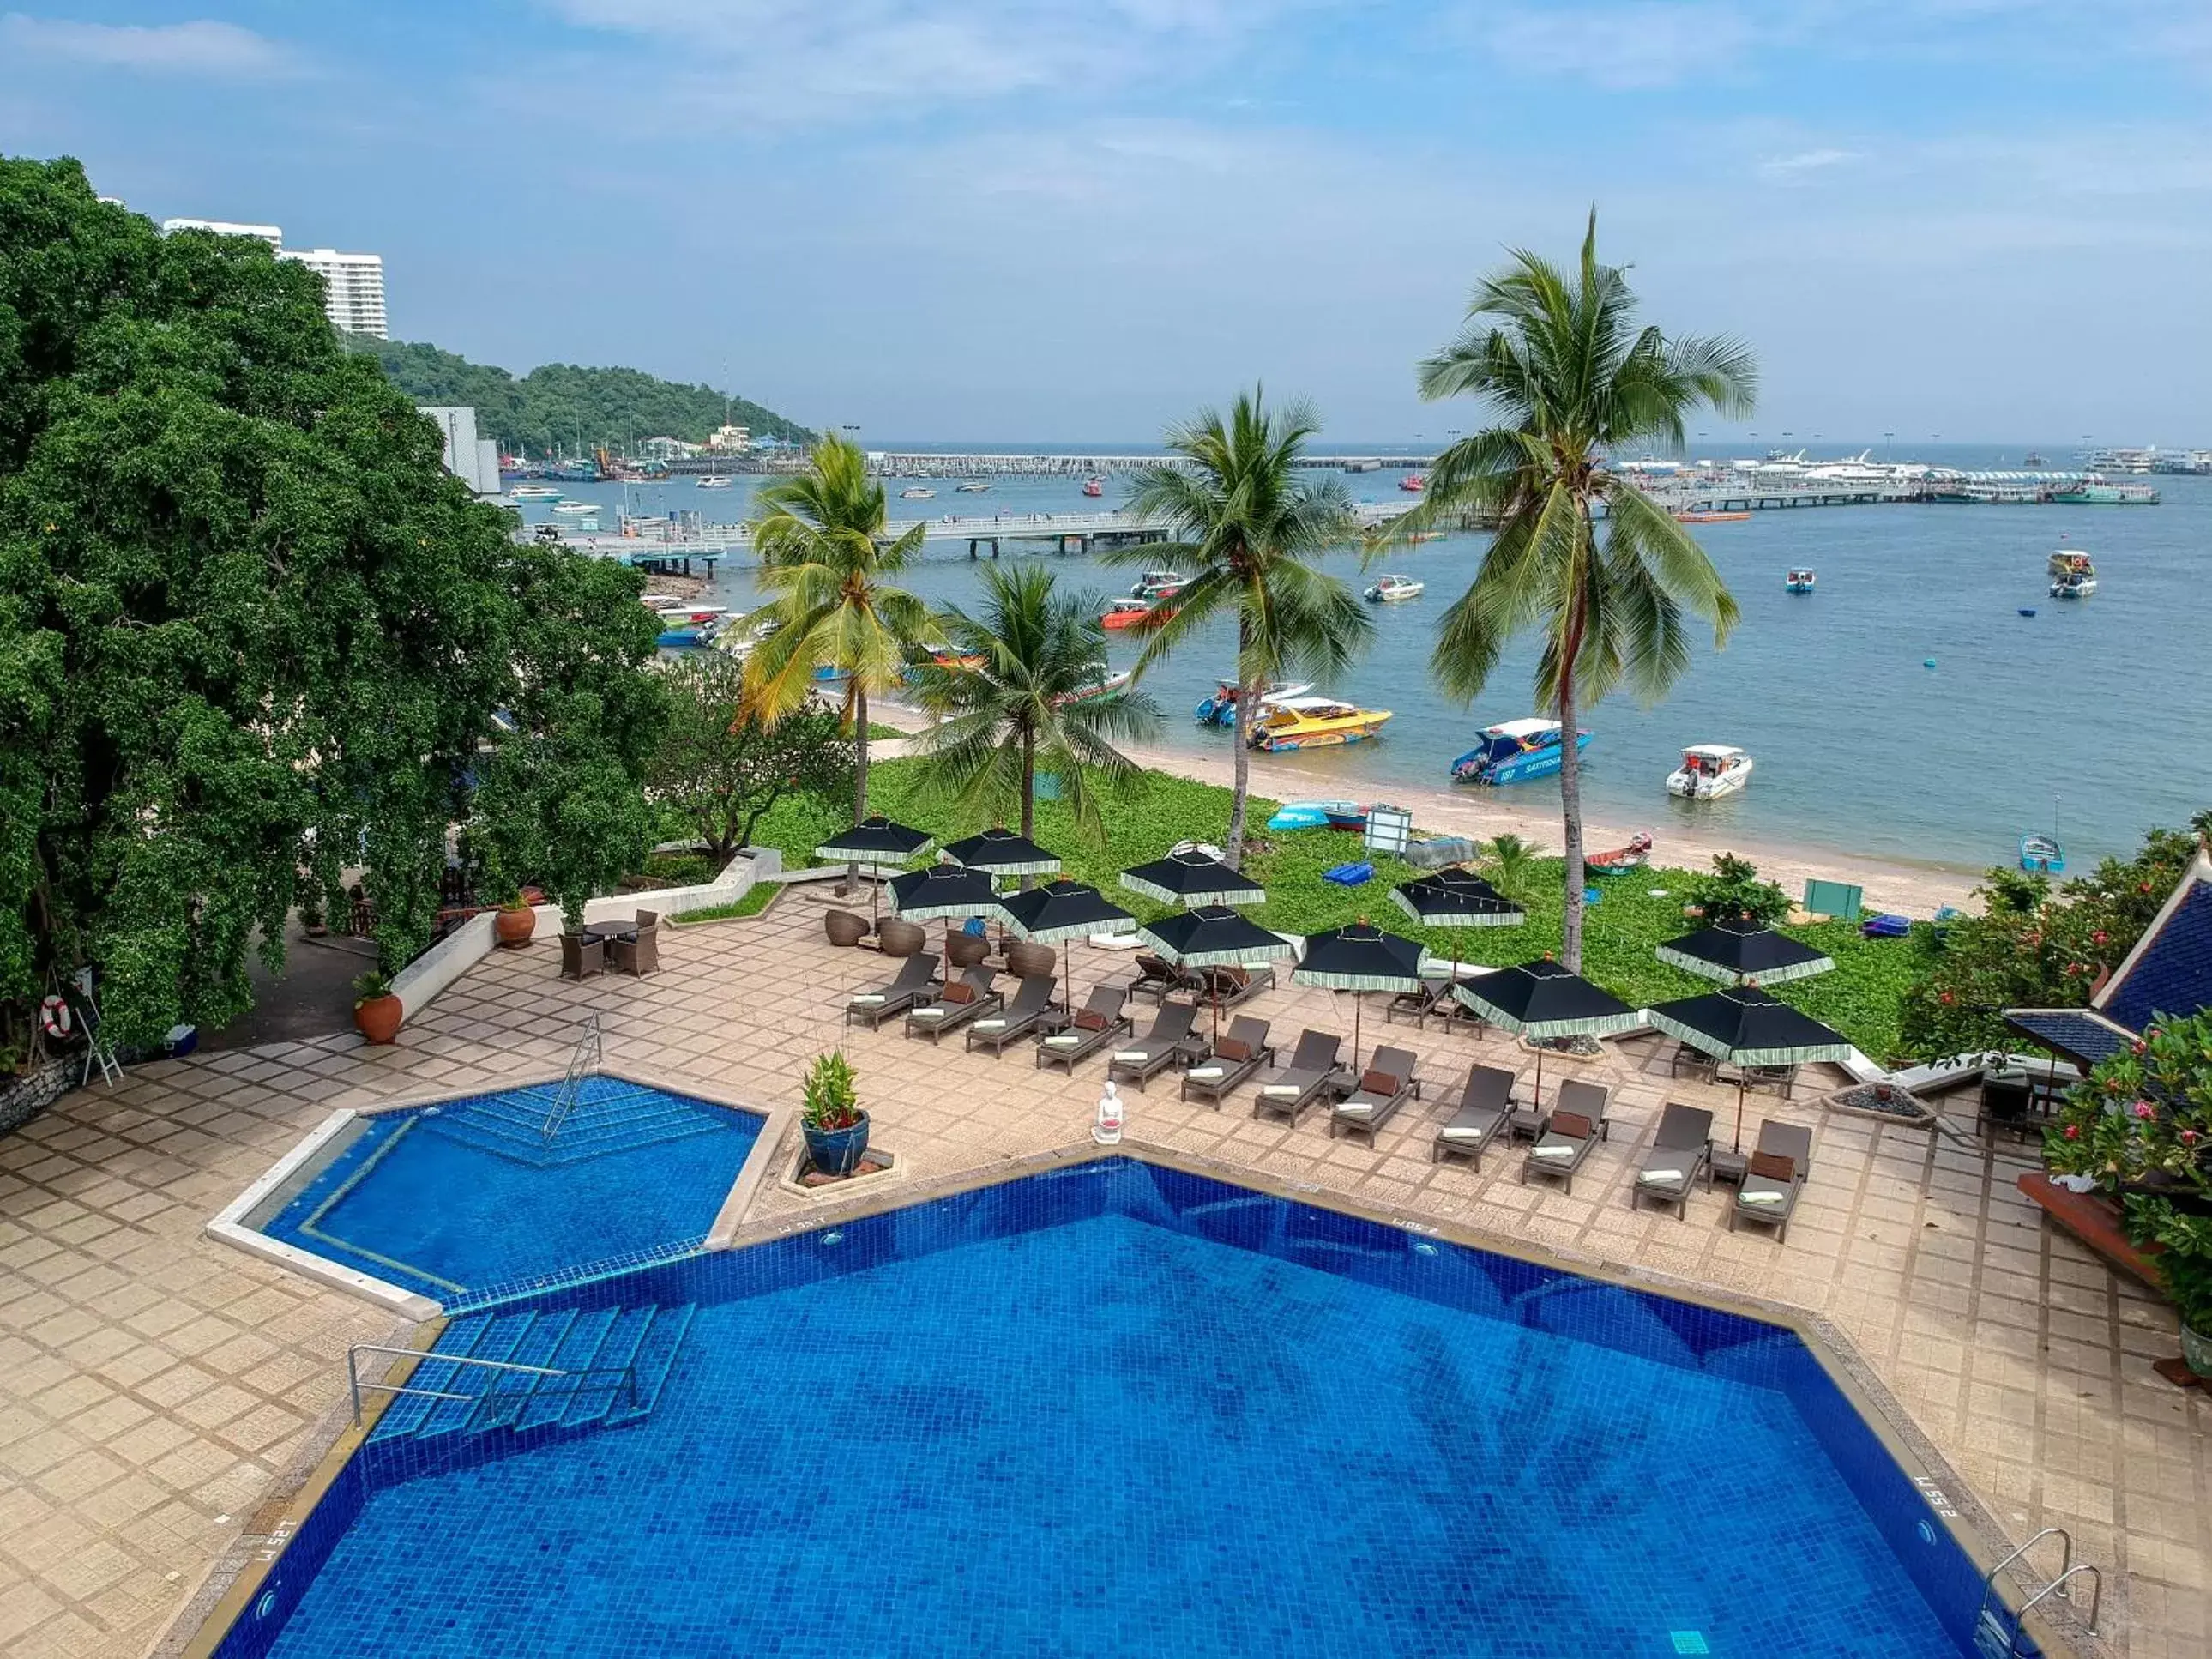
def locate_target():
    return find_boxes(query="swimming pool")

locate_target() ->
[212,1158,2028,1658]
[239,1077,763,1304]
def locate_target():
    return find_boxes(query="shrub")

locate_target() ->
[800,1049,862,1132]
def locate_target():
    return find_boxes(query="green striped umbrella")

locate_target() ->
[1655,921,1834,986]
[1646,985,1853,1150]
[1293,922,1428,1071]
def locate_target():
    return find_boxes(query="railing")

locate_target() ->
[1975,1527,2100,1656]
[346,1342,638,1427]
[539,1013,602,1142]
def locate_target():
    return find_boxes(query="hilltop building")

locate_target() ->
[156,218,388,338]
[705,423,751,455]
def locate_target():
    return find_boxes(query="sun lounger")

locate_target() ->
[1383,978,1453,1028]
[1251,1029,1347,1125]
[965,973,1058,1056]
[1432,1063,1516,1168]
[1630,1102,1715,1217]
[1105,1001,1198,1091]
[1731,1121,1814,1241]
[1522,1108,1600,1194]
[1126,952,1201,1004]
[904,967,1001,1044]
[1200,963,1275,1010]
[1036,985,1133,1071]
[1329,1045,1421,1143]
[845,952,943,1028]
[1178,1017,1274,1107]
[1511,1076,1611,1143]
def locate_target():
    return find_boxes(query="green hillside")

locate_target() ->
[353,338,815,454]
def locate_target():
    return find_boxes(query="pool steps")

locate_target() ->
[419,1077,729,1167]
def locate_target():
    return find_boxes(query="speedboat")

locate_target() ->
[551,500,600,516]
[1100,596,1170,631]
[955,480,991,492]
[1450,717,1590,785]
[1193,680,1311,727]
[1082,475,1106,498]
[900,486,937,499]
[695,474,733,490]
[2047,549,2096,598]
[1268,800,1363,832]
[2020,833,2064,874]
[1399,474,1425,492]
[509,483,562,501]
[1248,697,1392,751]
[1055,670,1132,706]
[1131,570,1188,600]
[1666,744,1754,799]
[1364,573,1424,603]
[658,616,727,649]
[1785,569,1816,593]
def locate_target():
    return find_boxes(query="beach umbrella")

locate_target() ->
[1646,985,1853,1151]
[941,827,1061,878]
[1390,868,1526,989]
[1119,848,1265,909]
[1293,922,1428,1071]
[998,879,1136,1004]
[1655,920,1835,987]
[1452,958,1640,1102]
[815,815,934,928]
[1139,905,1297,1041]
[888,864,1006,926]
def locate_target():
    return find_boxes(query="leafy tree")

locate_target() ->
[1689,853,1793,926]
[906,565,1161,853]
[1396,212,1753,970]
[653,654,853,861]
[1106,389,1369,864]
[743,435,935,839]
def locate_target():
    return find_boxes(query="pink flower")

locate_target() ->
[2183,1129,2200,1146]
[2064,1124,2081,1141]
[2132,1101,2156,1121]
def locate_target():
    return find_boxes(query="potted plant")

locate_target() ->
[300,903,328,938]
[799,1048,869,1176]
[494,890,537,949]
[353,970,403,1045]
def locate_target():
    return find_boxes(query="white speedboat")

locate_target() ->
[509,484,562,501]
[551,501,600,516]
[2047,549,2096,598]
[955,480,991,492]
[1667,744,1754,799]
[696,474,733,490]
[900,486,937,499]
[1364,573,1424,603]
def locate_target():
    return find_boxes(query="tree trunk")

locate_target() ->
[1227,616,1254,865]
[847,686,869,893]
[1557,668,1587,972]
[1019,725,1036,891]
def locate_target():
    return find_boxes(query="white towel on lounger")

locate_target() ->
[1530,1142,1576,1160]
[1043,1034,1081,1047]
[1739,1189,1786,1205]
[972,1018,1007,1031]
[1113,1050,1148,1064]
[850,994,885,1004]
[1638,1167,1683,1185]
[912,1007,946,1020]
[1185,1066,1224,1081]
[1259,1083,1301,1098]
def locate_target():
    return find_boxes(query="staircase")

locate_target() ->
[362,1300,696,1477]
[420,1076,728,1167]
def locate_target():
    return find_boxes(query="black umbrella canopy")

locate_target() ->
[941,827,1062,878]
[1656,921,1835,986]
[1645,985,1853,1068]
[1119,848,1265,908]
[1390,868,1527,930]
[889,864,1006,923]
[1139,906,1295,969]
[998,880,1135,945]
[815,816,933,866]
[1293,922,1429,992]
[1452,958,1640,1040]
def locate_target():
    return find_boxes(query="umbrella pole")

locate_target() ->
[1532,1040,1545,1109]
[1352,994,1363,1074]
[1733,1073,1748,1153]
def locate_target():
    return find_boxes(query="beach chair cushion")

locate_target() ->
[1074,1009,1109,1032]
[1214,1036,1251,1062]
[1359,1067,1399,1095]
[1749,1150,1797,1183]
[1552,1111,1594,1140]
[942,982,976,1005]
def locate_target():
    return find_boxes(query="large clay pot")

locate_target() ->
[354,995,403,1046]
[945,928,991,969]
[823,910,870,948]
[876,918,925,958]
[1005,939,1056,980]
[494,907,536,949]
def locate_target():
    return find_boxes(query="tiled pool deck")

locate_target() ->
[0,894,2203,1658]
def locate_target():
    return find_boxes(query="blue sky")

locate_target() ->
[3,2,2206,443]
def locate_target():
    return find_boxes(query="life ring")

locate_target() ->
[39,995,72,1039]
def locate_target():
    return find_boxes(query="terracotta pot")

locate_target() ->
[494,907,537,949]
[944,928,991,969]
[876,918,925,959]
[1005,939,1057,980]
[824,910,870,948]
[354,994,404,1046]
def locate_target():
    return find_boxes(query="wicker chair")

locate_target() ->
[611,921,660,977]
[559,932,604,980]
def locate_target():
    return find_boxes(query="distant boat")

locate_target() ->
[1666,744,1754,799]
[509,484,562,501]
[1099,596,1172,631]
[1675,510,1752,523]
[2047,549,2097,598]
[695,475,734,490]
[955,480,991,492]
[1248,697,1392,751]
[1785,568,1817,593]
[2022,451,2047,467]
[1082,475,1106,498]
[2020,832,2064,874]
[1056,670,1132,706]
[1194,680,1311,727]
[900,486,937,499]
[1268,799,1361,832]
[1364,573,1425,603]
[1131,570,1189,600]
[1451,717,1589,785]
[551,501,599,516]
[2018,606,2038,618]
[1399,474,1425,492]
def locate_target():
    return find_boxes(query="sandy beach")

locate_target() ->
[871,703,1982,916]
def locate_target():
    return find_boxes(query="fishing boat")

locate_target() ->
[1666,744,1755,799]
[2020,832,2065,874]
[1056,670,1132,707]
[1193,680,1311,727]
[1785,568,1817,593]
[955,480,991,492]
[1268,799,1362,832]
[2047,549,2097,598]
[695,474,734,490]
[1409,531,1448,544]
[1587,832,1654,876]
[1450,717,1590,785]
[1082,475,1106,498]
[509,483,563,501]
[899,486,937,500]
[1248,697,1393,751]
[1099,596,1171,631]
[1364,573,1425,603]
[1131,570,1189,600]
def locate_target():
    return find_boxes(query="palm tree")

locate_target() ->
[907,565,1161,854]
[743,435,934,829]
[1397,212,1754,969]
[1480,832,1537,900]
[1106,389,1370,864]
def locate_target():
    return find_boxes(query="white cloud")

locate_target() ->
[0,14,299,77]
[1757,147,1865,181]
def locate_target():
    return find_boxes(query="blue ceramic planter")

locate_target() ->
[803,1111,871,1177]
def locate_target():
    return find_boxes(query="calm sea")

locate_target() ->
[510,445,2211,872]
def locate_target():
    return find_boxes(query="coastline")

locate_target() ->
[871,703,1983,916]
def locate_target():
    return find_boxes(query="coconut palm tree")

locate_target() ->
[1395,212,1754,969]
[1106,389,1370,863]
[907,565,1161,854]
[743,434,934,826]
[1480,831,1538,900]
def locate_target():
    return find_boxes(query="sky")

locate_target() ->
[3,2,2207,443]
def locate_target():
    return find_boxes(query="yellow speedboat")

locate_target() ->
[1248,696,1392,752]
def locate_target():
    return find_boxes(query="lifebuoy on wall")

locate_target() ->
[39,995,72,1039]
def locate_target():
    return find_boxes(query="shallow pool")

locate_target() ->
[220,1161,2010,1658]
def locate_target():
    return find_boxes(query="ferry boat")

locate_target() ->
[1056,670,1132,707]
[899,486,937,500]
[509,484,563,501]
[1364,573,1425,603]
[2052,478,2159,505]
[1131,570,1189,600]
[1398,474,1425,492]
[1082,475,1106,498]
[1450,717,1591,785]
[1666,744,1754,799]
[695,474,734,490]
[955,480,991,492]
[1785,568,1817,593]
[1099,597,1172,631]
[2047,550,2097,598]
[1193,680,1311,727]
[1249,697,1393,751]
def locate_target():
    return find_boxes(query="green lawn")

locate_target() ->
[745,757,1929,1061]
[667,883,781,924]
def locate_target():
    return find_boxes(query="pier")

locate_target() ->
[859,451,1436,479]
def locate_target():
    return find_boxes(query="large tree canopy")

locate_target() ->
[0,154,661,1057]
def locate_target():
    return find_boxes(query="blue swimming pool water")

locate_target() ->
[253,1078,762,1302]
[224,1161,2004,1658]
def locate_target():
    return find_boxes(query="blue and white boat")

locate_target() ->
[1451,718,1591,786]
[1785,568,1817,593]
[1194,680,1310,727]
[1268,799,1359,832]
[2020,833,2064,874]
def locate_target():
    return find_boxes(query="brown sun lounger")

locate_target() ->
[1433,1063,1516,1167]
[1178,1017,1274,1107]
[965,973,1058,1055]
[1631,1103,1715,1216]
[1199,963,1275,1010]
[845,952,943,1028]
[904,967,1001,1044]
[1106,1000,1199,1091]
[1251,1029,1347,1125]
[1522,1108,1600,1193]
[1329,1046,1422,1143]
[1126,952,1201,1004]
[1035,985,1133,1071]
[1383,978,1454,1028]
[1731,1120,1813,1241]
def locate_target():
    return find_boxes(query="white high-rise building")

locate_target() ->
[160,217,282,249]
[279,249,388,339]
[418,407,501,496]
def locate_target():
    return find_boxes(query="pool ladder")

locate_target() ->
[1974,1528,2101,1657]
[539,1013,603,1142]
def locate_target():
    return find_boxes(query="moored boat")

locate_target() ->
[1082,475,1106,498]
[1587,832,1654,876]
[1056,670,1132,707]
[1398,474,1425,492]
[1450,717,1590,785]
[1363,573,1425,603]
[899,486,937,499]
[955,480,991,492]
[1785,568,1817,593]
[1249,697,1392,751]
[1268,799,1361,832]
[1131,570,1189,600]
[1666,744,1754,799]
[509,483,563,501]
[2047,549,2096,598]
[1100,596,1172,631]
[2020,832,2064,874]
[551,500,600,516]
[1194,680,1311,727]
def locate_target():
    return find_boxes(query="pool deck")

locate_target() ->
[0,895,2203,1658]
